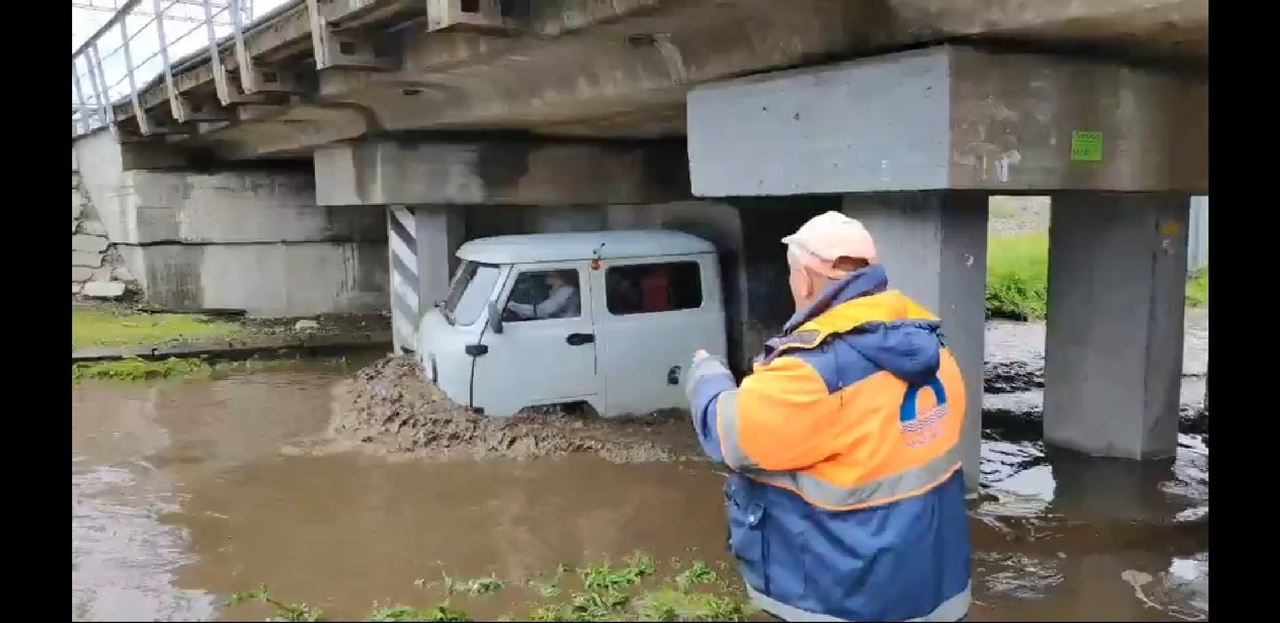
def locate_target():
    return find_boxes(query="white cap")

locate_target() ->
[781,211,878,265]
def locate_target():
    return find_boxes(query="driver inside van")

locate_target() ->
[505,270,580,320]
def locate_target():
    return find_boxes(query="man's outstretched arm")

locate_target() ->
[685,353,841,473]
[685,355,739,466]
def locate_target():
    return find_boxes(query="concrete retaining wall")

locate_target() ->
[72,171,133,299]
[72,131,391,317]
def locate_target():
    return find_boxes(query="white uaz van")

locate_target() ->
[416,230,728,417]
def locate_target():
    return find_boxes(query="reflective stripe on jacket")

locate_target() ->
[686,265,972,622]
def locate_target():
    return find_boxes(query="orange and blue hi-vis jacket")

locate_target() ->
[685,265,971,622]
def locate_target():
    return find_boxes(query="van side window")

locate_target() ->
[605,261,702,316]
[502,269,582,322]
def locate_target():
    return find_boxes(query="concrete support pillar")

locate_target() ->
[842,191,988,489]
[1044,194,1189,459]
[388,205,463,353]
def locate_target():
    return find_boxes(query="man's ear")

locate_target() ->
[800,273,817,299]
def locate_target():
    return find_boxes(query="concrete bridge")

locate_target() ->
[71,0,1209,486]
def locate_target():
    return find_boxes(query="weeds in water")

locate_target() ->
[230,586,326,622]
[674,561,717,592]
[366,604,473,622]
[579,552,655,592]
[229,553,753,622]
[440,572,504,596]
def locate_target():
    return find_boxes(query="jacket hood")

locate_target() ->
[788,265,945,385]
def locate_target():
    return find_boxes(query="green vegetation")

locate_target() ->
[71,354,360,384]
[72,357,213,382]
[985,233,1210,321]
[229,554,753,622]
[72,304,242,350]
[1185,267,1209,308]
[986,233,1050,321]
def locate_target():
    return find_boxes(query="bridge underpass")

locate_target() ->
[71,0,1209,487]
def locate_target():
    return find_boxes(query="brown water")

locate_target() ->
[72,353,1209,621]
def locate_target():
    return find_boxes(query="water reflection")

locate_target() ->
[972,433,1208,622]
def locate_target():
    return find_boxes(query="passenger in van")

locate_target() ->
[638,267,671,312]
[506,270,580,320]
[606,271,644,315]
[683,211,972,622]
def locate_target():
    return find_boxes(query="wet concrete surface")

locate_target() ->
[72,315,1209,622]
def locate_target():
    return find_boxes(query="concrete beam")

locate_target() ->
[313,139,690,206]
[110,0,1206,160]
[306,0,400,71]
[108,170,384,246]
[688,44,1207,196]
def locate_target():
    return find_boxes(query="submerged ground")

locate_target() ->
[70,310,1209,622]
[71,202,1209,621]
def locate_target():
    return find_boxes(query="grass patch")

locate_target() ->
[1185,267,1209,307]
[71,354,363,384]
[229,554,753,622]
[72,304,242,350]
[72,356,212,382]
[986,233,1050,321]
[985,233,1210,321]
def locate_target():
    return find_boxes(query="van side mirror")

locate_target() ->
[486,300,504,334]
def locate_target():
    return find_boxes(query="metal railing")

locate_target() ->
[71,0,255,137]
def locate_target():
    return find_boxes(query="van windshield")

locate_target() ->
[442,261,501,326]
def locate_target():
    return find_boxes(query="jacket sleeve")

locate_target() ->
[686,354,840,473]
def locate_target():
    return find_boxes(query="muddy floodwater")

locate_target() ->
[72,313,1209,622]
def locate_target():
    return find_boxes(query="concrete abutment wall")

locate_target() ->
[72,131,390,316]
[72,167,134,299]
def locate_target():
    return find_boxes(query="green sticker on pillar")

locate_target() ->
[1070,131,1103,162]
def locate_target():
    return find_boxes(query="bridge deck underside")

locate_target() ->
[88,0,1207,161]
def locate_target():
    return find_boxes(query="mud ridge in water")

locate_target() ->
[327,356,1210,461]
[326,356,704,463]
[984,361,1045,394]
[982,405,1208,442]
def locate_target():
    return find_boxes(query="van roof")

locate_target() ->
[457,230,716,265]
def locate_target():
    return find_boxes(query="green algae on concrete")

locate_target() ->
[72,357,213,382]
[72,304,242,350]
[72,354,371,384]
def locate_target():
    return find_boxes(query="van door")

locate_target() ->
[593,254,727,416]
[469,261,599,416]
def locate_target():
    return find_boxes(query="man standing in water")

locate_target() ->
[683,211,972,622]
